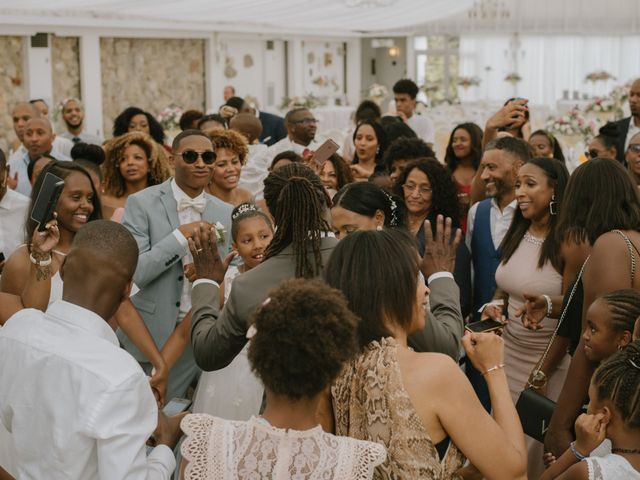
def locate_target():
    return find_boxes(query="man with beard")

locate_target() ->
[605,78,640,164]
[267,108,321,159]
[464,136,530,411]
[59,98,104,146]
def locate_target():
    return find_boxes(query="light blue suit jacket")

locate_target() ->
[119,179,233,361]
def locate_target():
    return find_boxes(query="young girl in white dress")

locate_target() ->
[541,341,640,479]
[180,278,386,479]
[191,203,274,420]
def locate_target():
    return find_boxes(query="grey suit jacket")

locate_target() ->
[191,237,337,371]
[408,276,463,360]
[119,179,233,361]
[191,237,464,370]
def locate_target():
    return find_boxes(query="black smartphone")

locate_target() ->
[30,172,65,232]
[465,319,505,334]
[313,139,340,166]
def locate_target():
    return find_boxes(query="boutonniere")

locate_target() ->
[214,222,227,244]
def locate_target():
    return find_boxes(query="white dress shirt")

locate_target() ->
[170,179,205,319]
[267,136,322,159]
[238,144,270,200]
[60,130,105,146]
[0,300,175,479]
[8,138,72,196]
[406,113,435,145]
[0,188,30,258]
[625,120,640,151]
[466,198,518,253]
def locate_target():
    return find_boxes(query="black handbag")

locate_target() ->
[515,256,589,443]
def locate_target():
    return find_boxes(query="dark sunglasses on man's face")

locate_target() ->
[177,150,216,165]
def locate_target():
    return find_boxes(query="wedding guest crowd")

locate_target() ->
[1,77,640,480]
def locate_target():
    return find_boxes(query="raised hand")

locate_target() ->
[487,99,528,130]
[30,216,60,255]
[420,215,462,279]
[516,294,548,330]
[188,222,226,284]
[574,413,608,457]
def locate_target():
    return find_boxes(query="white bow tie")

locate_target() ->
[177,196,206,213]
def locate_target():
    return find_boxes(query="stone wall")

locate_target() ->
[0,36,27,154]
[51,35,81,131]
[100,37,206,138]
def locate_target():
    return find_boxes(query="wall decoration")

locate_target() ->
[307,52,315,64]
[324,52,333,67]
[243,54,254,68]
[224,56,237,78]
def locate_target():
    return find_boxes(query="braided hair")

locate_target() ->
[263,163,330,278]
[600,290,640,334]
[593,341,640,428]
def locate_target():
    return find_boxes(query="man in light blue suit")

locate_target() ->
[120,129,233,400]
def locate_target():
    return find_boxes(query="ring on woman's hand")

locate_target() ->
[195,248,203,253]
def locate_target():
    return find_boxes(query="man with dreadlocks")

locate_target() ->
[189,163,335,370]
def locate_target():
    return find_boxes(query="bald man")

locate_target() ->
[0,221,183,479]
[8,112,71,196]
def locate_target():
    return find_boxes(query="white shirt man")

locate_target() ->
[8,138,72,196]
[58,98,104,146]
[392,79,435,147]
[466,198,517,253]
[0,187,30,259]
[0,300,176,479]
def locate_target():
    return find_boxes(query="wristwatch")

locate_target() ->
[529,369,548,389]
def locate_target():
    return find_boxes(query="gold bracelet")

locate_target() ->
[481,364,505,376]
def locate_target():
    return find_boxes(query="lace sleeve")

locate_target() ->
[354,441,387,479]
[180,414,216,479]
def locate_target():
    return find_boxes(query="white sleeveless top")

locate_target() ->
[180,414,386,480]
[586,454,640,480]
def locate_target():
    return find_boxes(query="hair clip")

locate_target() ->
[382,190,399,227]
[261,297,271,307]
[629,358,640,370]
[246,324,257,339]
[232,203,258,220]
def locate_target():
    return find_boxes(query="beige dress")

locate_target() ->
[332,337,465,479]
[495,232,570,479]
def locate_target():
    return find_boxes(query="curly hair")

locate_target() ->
[444,122,484,172]
[208,128,249,165]
[112,106,165,145]
[593,341,640,428]
[247,279,359,399]
[325,153,354,190]
[392,157,460,224]
[102,132,172,198]
[382,137,434,173]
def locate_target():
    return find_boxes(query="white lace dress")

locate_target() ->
[191,265,264,420]
[180,414,386,479]
[585,454,640,479]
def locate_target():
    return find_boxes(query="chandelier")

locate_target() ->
[467,0,511,20]
[344,0,398,7]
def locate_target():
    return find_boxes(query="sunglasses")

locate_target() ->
[176,150,216,164]
[628,144,640,154]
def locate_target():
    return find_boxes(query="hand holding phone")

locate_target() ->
[311,139,339,166]
[465,319,505,334]
[31,172,65,232]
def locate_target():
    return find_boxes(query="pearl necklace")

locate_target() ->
[524,231,545,246]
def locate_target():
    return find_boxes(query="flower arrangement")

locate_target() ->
[421,82,440,94]
[279,94,323,111]
[585,70,616,83]
[366,83,389,104]
[312,75,329,87]
[504,73,522,84]
[545,107,598,138]
[157,105,183,131]
[457,76,481,89]
[585,96,618,114]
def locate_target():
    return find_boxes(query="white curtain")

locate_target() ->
[459,34,640,107]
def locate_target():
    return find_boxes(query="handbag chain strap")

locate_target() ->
[611,229,636,284]
[531,255,590,376]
